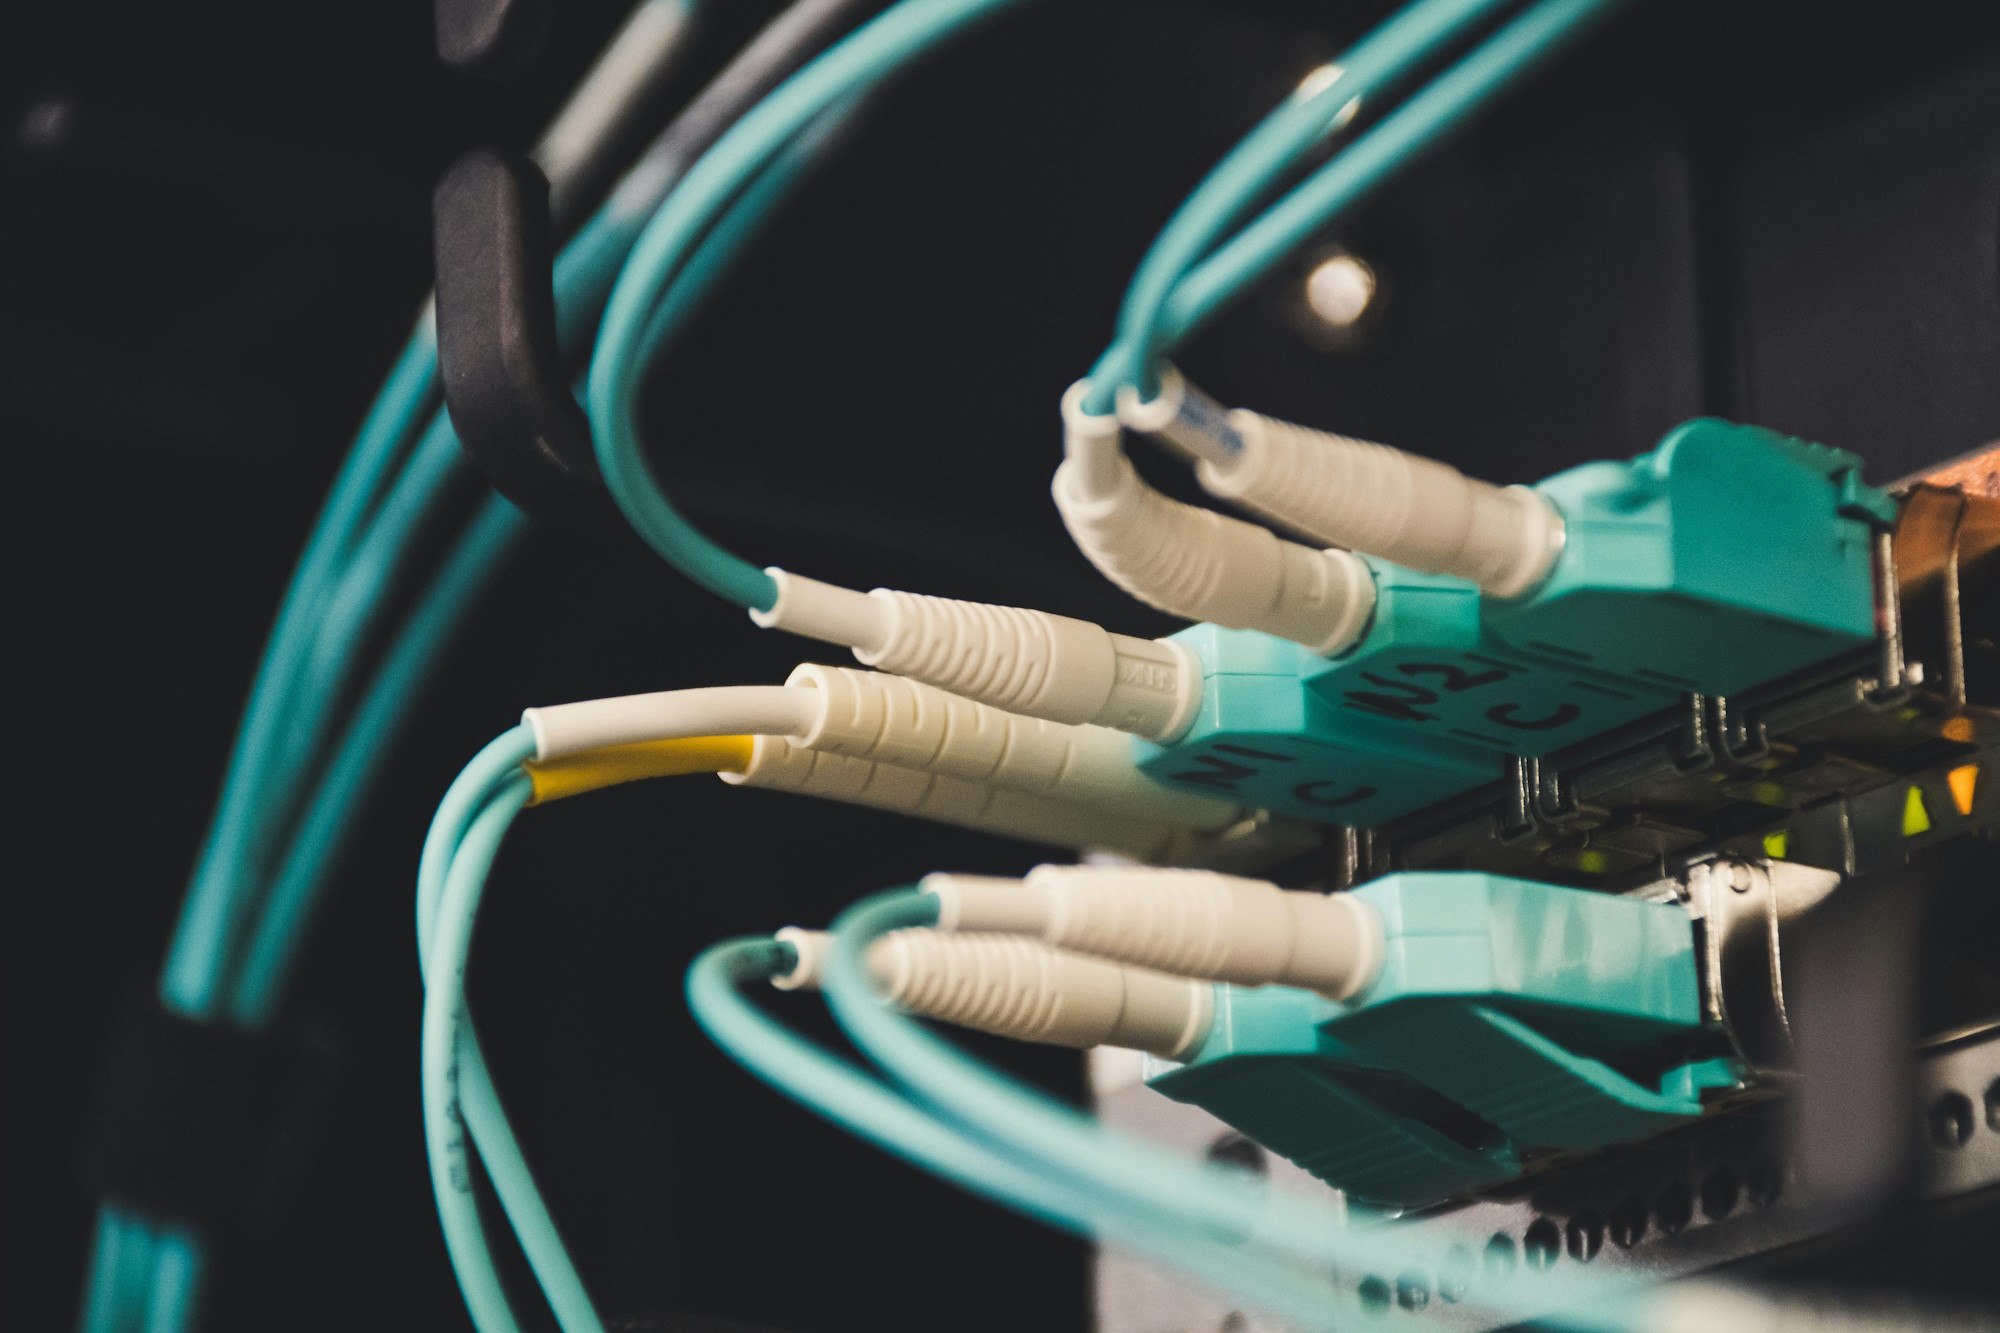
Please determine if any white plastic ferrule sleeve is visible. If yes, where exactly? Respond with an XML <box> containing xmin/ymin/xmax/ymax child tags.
<box><xmin>770</xmin><ymin>926</ymin><xmax>829</xmax><ymax>991</ymax></box>
<box><xmin>858</xmin><ymin>591</ymin><xmax>1203</xmax><ymax>744</ymax></box>
<box><xmin>748</xmin><ymin>569</ymin><xmax>891</xmax><ymax>653</ymax></box>
<box><xmin>523</xmin><ymin>685</ymin><xmax>819</xmax><ymax>760</ymax></box>
<box><xmin>781</xmin><ymin>663</ymin><xmax>1241</xmax><ymax>831</ymax></box>
<box><xmin>1201</xmin><ymin>407</ymin><xmax>1565</xmax><ymax>598</ymax></box>
<box><xmin>923</xmin><ymin>865</ymin><xmax>1385</xmax><ymax>1002</ymax></box>
<box><xmin>1055</xmin><ymin>382</ymin><xmax>1376</xmax><ymax>656</ymax></box>
<box><xmin>1114</xmin><ymin>364</ymin><xmax>1244</xmax><ymax>470</ymax></box>
<box><xmin>1059</xmin><ymin>377</ymin><xmax>1129</xmax><ymax>501</ymax></box>
<box><xmin>750</xmin><ymin>571</ymin><xmax>1201</xmax><ymax>742</ymax></box>
<box><xmin>724</xmin><ymin>735</ymin><xmax>1187</xmax><ymax>862</ymax></box>
<box><xmin>867</xmin><ymin>928</ymin><xmax>1213</xmax><ymax>1060</ymax></box>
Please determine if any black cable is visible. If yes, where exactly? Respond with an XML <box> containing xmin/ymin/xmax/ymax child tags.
<box><xmin>602</xmin><ymin>0</ymin><xmax>882</xmax><ymax>224</ymax></box>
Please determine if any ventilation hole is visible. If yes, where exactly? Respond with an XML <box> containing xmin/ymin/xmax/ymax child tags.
<box><xmin>1523</xmin><ymin>1217</ymin><xmax>1561</xmax><ymax>1270</ymax></box>
<box><xmin>1608</xmin><ymin>1195</ymin><xmax>1648</xmax><ymax>1249</ymax></box>
<box><xmin>1565</xmin><ymin>1212</ymin><xmax>1604</xmax><ymax>1263</ymax></box>
<box><xmin>1700</xmin><ymin>1165</ymin><xmax>1740</xmax><ymax>1221</ymax></box>
<box><xmin>1655</xmin><ymin>1182</ymin><xmax>1693</xmax><ymax>1235</ymax></box>
<box><xmin>1358</xmin><ymin>1276</ymin><xmax>1391</xmax><ymax>1314</ymax></box>
<box><xmin>1745</xmin><ymin>1155</ymin><xmax>1785</xmax><ymax>1208</ymax></box>
<box><xmin>1929</xmin><ymin>1091</ymin><xmax>1975</xmax><ymax>1149</ymax></box>
<box><xmin>1395</xmin><ymin>1273</ymin><xmax>1430</xmax><ymax>1312</ymax></box>
<box><xmin>1986</xmin><ymin>1078</ymin><xmax>2000</xmax><ymax>1133</ymax></box>
<box><xmin>1482</xmin><ymin>1233</ymin><xmax>1517</xmax><ymax>1278</ymax></box>
<box><xmin>1205</xmin><ymin>1132</ymin><xmax>1269</xmax><ymax>1176</ymax></box>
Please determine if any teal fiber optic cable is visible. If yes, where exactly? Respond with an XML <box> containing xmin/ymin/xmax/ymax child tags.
<box><xmin>454</xmin><ymin>1017</ymin><xmax>602</xmax><ymax>1333</ymax></box>
<box><xmin>103</xmin><ymin>5</ymin><xmax>762</xmax><ymax>1325</ymax></box>
<box><xmin>226</xmin><ymin>497</ymin><xmax>531</xmax><ymax>1028</ymax></box>
<box><xmin>141</xmin><ymin>1227</ymin><xmax>203</xmax><ymax>1333</ymax></box>
<box><xmin>420</xmin><ymin>756</ymin><xmax>606</xmax><ymax>1333</ymax></box>
<box><xmin>629</xmin><ymin>101</ymin><xmax>857</xmax><ymax>370</ymax></box>
<box><xmin>1082</xmin><ymin>0</ymin><xmax>1516</xmax><ymax>413</ymax></box>
<box><xmin>588</xmin><ymin>0</ymin><xmax>1024</xmax><ymax>612</ymax></box>
<box><xmin>394</xmin><ymin>136</ymin><xmax>822</xmax><ymax>1321</ymax></box>
<box><xmin>159</xmin><ymin>321</ymin><xmax>441</xmax><ymax>1020</ymax></box>
<box><xmin>210</xmin><ymin>415</ymin><xmax>475</xmax><ymax>981</ymax></box>
<box><xmin>821</xmin><ymin>891</ymin><xmax>1645</xmax><ymax>1331</ymax></box>
<box><xmin>1154</xmin><ymin>0</ymin><xmax>1630</xmax><ymax>361</ymax></box>
<box><xmin>82</xmin><ymin>1212</ymin><xmax>200</xmax><ymax>1333</ymax></box>
<box><xmin>825</xmin><ymin>893</ymin><xmax>1355</xmax><ymax>1261</ymax></box>
<box><xmin>100</xmin><ymin>321</ymin><xmax>441</xmax><ymax>1333</ymax></box>
<box><xmin>302</xmin><ymin>411</ymin><xmax>472</xmax><ymax>692</ymax></box>
<box><xmin>160</xmin><ymin>114</ymin><xmax>653</xmax><ymax>1027</ymax></box>
<box><xmin>692</xmin><ymin>938</ymin><xmax>1372</xmax><ymax>1332</ymax></box>
<box><xmin>180</xmin><ymin>159</ymin><xmax>682</xmax><ymax>1024</ymax></box>
<box><xmin>76</xmin><ymin>1209</ymin><xmax>125</xmax><ymax>1333</ymax></box>
<box><xmin>422</xmin><ymin>782</ymin><xmax>541</xmax><ymax>1333</ymax></box>
<box><xmin>78</xmin><ymin>1207</ymin><xmax>152</xmax><ymax>1333</ymax></box>
<box><xmin>418</xmin><ymin>727</ymin><xmax>539</xmax><ymax>963</ymax></box>
<box><xmin>690</xmin><ymin>938</ymin><xmax>1106</xmax><ymax>1238</ymax></box>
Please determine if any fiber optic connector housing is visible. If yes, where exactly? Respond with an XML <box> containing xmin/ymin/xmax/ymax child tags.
<box><xmin>1145</xmin><ymin>873</ymin><xmax>1721</xmax><ymax>1208</ymax></box>
<box><xmin>1132</xmin><ymin>622</ymin><xmax>1505</xmax><ymax>826</ymax></box>
<box><xmin>1308</xmin><ymin>558</ymin><xmax>1685</xmax><ymax>753</ymax></box>
<box><xmin>1133</xmin><ymin>574</ymin><xmax>1687</xmax><ymax>825</ymax></box>
<box><xmin>1487</xmin><ymin>418</ymin><xmax>1892</xmax><ymax>697</ymax></box>
<box><xmin>1135</xmin><ymin>420</ymin><xmax>1892</xmax><ymax>826</ymax></box>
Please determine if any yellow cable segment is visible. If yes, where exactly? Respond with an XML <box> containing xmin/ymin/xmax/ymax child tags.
<box><xmin>524</xmin><ymin>735</ymin><xmax>755</xmax><ymax>805</ymax></box>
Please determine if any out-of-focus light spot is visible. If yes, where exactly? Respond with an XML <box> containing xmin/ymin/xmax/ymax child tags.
<box><xmin>17</xmin><ymin>99</ymin><xmax>77</xmax><ymax>153</ymax></box>
<box><xmin>1296</xmin><ymin>62</ymin><xmax>1342</xmax><ymax>98</ymax></box>
<box><xmin>1762</xmin><ymin>830</ymin><xmax>1790</xmax><ymax>859</ymax></box>
<box><xmin>1293</xmin><ymin>64</ymin><xmax>1359</xmax><ymax>128</ymax></box>
<box><xmin>1304</xmin><ymin>254</ymin><xmax>1376</xmax><ymax>330</ymax></box>
<box><xmin>1943</xmin><ymin>715</ymin><xmax>1974</xmax><ymax>742</ymax></box>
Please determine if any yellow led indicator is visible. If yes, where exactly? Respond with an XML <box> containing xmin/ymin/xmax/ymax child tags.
<box><xmin>1577</xmin><ymin>850</ymin><xmax>1608</xmax><ymax>873</ymax></box>
<box><xmin>1762</xmin><ymin>830</ymin><xmax>1790</xmax><ymax>859</ymax></box>
<box><xmin>1947</xmin><ymin>764</ymin><xmax>1978</xmax><ymax>817</ymax></box>
<box><xmin>1901</xmin><ymin>786</ymin><xmax>1931</xmax><ymax>837</ymax></box>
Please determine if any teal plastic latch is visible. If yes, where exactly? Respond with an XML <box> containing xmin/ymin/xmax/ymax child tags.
<box><xmin>1147</xmin><ymin>987</ymin><xmax>1520</xmax><ymax>1206</ymax></box>
<box><xmin>1331</xmin><ymin>1004</ymin><xmax>1701</xmax><ymax>1152</ymax></box>
<box><xmin>1147</xmin><ymin>873</ymin><xmax>1706</xmax><ymax>1206</ymax></box>
<box><xmin>1486</xmin><ymin>418</ymin><xmax>1883</xmax><ymax>697</ymax></box>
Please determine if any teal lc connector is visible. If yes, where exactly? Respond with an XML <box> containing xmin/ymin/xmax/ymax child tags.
<box><xmin>1133</xmin><ymin>622</ymin><xmax>1506</xmax><ymax>827</ymax></box>
<box><xmin>1134</xmin><ymin>578</ymin><xmax>1686</xmax><ymax>826</ymax></box>
<box><xmin>1135</xmin><ymin>419</ymin><xmax>1892</xmax><ymax>827</ymax></box>
<box><xmin>1487</xmin><ymin>418</ymin><xmax>1891</xmax><ymax>698</ymax></box>
<box><xmin>1146</xmin><ymin>873</ymin><xmax>1727</xmax><ymax>1208</ymax></box>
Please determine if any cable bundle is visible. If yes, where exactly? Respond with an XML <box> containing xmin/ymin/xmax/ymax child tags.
<box><xmin>107</xmin><ymin>0</ymin><xmax>1937</xmax><ymax>1330</ymax></box>
<box><xmin>79</xmin><ymin>3</ymin><xmax>872</xmax><ymax>1328</ymax></box>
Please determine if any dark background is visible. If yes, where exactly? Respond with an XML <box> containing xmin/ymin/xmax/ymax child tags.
<box><xmin>3</xmin><ymin>1</ymin><xmax>1996</xmax><ymax>1329</ymax></box>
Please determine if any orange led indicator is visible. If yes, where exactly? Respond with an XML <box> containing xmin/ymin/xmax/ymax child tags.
<box><xmin>1947</xmin><ymin>764</ymin><xmax>1978</xmax><ymax>817</ymax></box>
